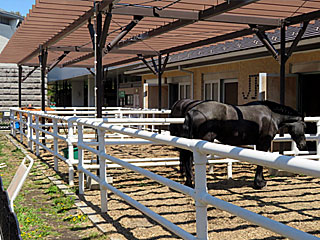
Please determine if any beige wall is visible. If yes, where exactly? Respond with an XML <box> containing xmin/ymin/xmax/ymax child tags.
<box><xmin>141</xmin><ymin>49</ymin><xmax>320</xmax><ymax>109</ymax></box>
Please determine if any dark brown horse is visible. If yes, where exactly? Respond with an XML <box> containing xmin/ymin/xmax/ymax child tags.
<box><xmin>170</xmin><ymin>99</ymin><xmax>307</xmax><ymax>189</ymax></box>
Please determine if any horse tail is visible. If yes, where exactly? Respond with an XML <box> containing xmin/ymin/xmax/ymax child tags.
<box><xmin>182</xmin><ymin>111</ymin><xmax>193</xmax><ymax>139</ymax></box>
<box><xmin>180</xmin><ymin>112</ymin><xmax>194</xmax><ymax>186</ymax></box>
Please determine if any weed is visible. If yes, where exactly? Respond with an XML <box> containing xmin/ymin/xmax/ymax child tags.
<box><xmin>15</xmin><ymin>197</ymin><xmax>53</xmax><ymax>239</ymax></box>
<box><xmin>44</xmin><ymin>184</ymin><xmax>59</xmax><ymax>195</ymax></box>
<box><xmin>53</xmin><ymin>196</ymin><xmax>75</xmax><ymax>212</ymax></box>
<box><xmin>64</xmin><ymin>214</ymin><xmax>88</xmax><ymax>224</ymax></box>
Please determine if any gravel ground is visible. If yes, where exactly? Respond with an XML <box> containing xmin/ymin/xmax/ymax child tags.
<box><xmin>16</xmin><ymin>134</ymin><xmax>320</xmax><ymax>239</ymax></box>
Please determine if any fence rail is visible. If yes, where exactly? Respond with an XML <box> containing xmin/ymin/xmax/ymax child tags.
<box><xmin>9</xmin><ymin>108</ymin><xmax>320</xmax><ymax>240</ymax></box>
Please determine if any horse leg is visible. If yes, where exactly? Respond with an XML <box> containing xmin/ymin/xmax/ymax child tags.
<box><xmin>253</xmin><ymin>165</ymin><xmax>266</xmax><ymax>189</ymax></box>
<box><xmin>253</xmin><ymin>141</ymin><xmax>271</xmax><ymax>189</ymax></box>
<box><xmin>184</xmin><ymin>151</ymin><xmax>194</xmax><ymax>188</ymax></box>
<box><xmin>180</xmin><ymin>149</ymin><xmax>194</xmax><ymax>187</ymax></box>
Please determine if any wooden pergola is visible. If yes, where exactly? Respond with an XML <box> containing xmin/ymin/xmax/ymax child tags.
<box><xmin>0</xmin><ymin>0</ymin><xmax>320</xmax><ymax>114</ymax></box>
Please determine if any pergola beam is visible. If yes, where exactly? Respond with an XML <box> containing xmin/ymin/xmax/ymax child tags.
<box><xmin>62</xmin><ymin>15</ymin><xmax>144</xmax><ymax>67</ymax></box>
<box><xmin>47</xmin><ymin>51</ymin><xmax>70</xmax><ymax>72</ymax></box>
<box><xmin>285</xmin><ymin>10</ymin><xmax>320</xmax><ymax>26</ymax></box>
<box><xmin>19</xmin><ymin>0</ymin><xmax>115</xmax><ymax>64</ymax></box>
<box><xmin>62</xmin><ymin>0</ymin><xmax>258</xmax><ymax>67</ymax></box>
<box><xmin>112</xmin><ymin>5</ymin><xmax>280</xmax><ymax>26</ymax></box>
<box><xmin>48</xmin><ymin>46</ymin><xmax>156</xmax><ymax>55</ymax></box>
<box><xmin>199</xmin><ymin>0</ymin><xmax>258</xmax><ymax>20</ymax></box>
<box><xmin>22</xmin><ymin>66</ymin><xmax>39</xmax><ymax>82</ymax></box>
<box><xmin>250</xmin><ymin>24</ymin><xmax>279</xmax><ymax>61</ymax></box>
<box><xmin>285</xmin><ymin>21</ymin><xmax>309</xmax><ymax>60</ymax></box>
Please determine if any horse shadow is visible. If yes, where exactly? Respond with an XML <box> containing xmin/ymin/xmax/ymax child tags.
<box><xmin>207</xmin><ymin>178</ymin><xmax>252</xmax><ymax>190</ymax></box>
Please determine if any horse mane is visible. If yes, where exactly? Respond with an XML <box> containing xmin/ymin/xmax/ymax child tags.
<box><xmin>244</xmin><ymin>100</ymin><xmax>302</xmax><ymax>117</ymax></box>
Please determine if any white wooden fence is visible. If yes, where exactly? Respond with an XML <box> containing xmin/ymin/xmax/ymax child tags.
<box><xmin>9</xmin><ymin>108</ymin><xmax>320</xmax><ymax>240</ymax></box>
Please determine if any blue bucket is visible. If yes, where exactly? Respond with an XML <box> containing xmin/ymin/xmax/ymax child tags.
<box><xmin>15</xmin><ymin>122</ymin><xmax>20</xmax><ymax>129</ymax></box>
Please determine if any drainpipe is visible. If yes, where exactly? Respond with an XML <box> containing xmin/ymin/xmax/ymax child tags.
<box><xmin>178</xmin><ymin>66</ymin><xmax>194</xmax><ymax>99</ymax></box>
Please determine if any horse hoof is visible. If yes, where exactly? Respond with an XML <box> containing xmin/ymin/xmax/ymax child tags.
<box><xmin>253</xmin><ymin>181</ymin><xmax>267</xmax><ymax>190</ymax></box>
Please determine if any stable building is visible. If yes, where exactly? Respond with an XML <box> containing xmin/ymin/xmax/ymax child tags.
<box><xmin>128</xmin><ymin>21</ymin><xmax>320</xmax><ymax>118</ymax></box>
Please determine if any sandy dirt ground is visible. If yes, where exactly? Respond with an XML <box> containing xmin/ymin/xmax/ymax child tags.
<box><xmin>16</xmin><ymin>133</ymin><xmax>320</xmax><ymax>240</ymax></box>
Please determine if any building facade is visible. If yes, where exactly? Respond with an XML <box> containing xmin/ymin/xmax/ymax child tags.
<box><xmin>0</xmin><ymin>10</ymin><xmax>44</xmax><ymax>111</ymax></box>
<box><xmin>128</xmin><ymin>21</ymin><xmax>320</xmax><ymax>118</ymax></box>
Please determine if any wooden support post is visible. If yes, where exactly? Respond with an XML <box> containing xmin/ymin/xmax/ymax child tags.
<box><xmin>18</xmin><ymin>65</ymin><xmax>22</xmax><ymax>108</ymax></box>
<box><xmin>158</xmin><ymin>55</ymin><xmax>162</xmax><ymax>111</ymax></box>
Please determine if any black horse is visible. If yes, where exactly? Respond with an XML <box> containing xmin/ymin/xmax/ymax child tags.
<box><xmin>170</xmin><ymin>99</ymin><xmax>307</xmax><ymax>189</ymax></box>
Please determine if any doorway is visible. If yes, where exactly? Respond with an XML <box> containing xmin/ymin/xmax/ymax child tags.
<box><xmin>299</xmin><ymin>73</ymin><xmax>320</xmax><ymax>117</ymax></box>
<box><xmin>222</xmin><ymin>79</ymin><xmax>238</xmax><ymax>105</ymax></box>
<box><xmin>298</xmin><ymin>73</ymin><xmax>320</xmax><ymax>151</ymax></box>
<box><xmin>169</xmin><ymin>83</ymin><xmax>179</xmax><ymax>108</ymax></box>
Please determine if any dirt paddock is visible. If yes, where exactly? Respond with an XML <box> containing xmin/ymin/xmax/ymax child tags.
<box><xmin>18</xmin><ymin>135</ymin><xmax>320</xmax><ymax>239</ymax></box>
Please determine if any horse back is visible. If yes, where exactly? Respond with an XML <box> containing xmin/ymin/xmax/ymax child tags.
<box><xmin>184</xmin><ymin>101</ymin><xmax>276</xmax><ymax>145</ymax></box>
<box><xmin>169</xmin><ymin>99</ymin><xmax>203</xmax><ymax>136</ymax></box>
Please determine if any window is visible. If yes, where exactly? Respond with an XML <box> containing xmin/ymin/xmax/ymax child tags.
<box><xmin>125</xmin><ymin>94</ymin><xmax>134</xmax><ymax>105</ymax></box>
<box><xmin>0</xmin><ymin>17</ymin><xmax>10</xmax><ymax>25</ymax></box>
<box><xmin>203</xmin><ymin>80</ymin><xmax>220</xmax><ymax>101</ymax></box>
<box><xmin>179</xmin><ymin>83</ymin><xmax>191</xmax><ymax>99</ymax></box>
<box><xmin>203</xmin><ymin>78</ymin><xmax>238</xmax><ymax>104</ymax></box>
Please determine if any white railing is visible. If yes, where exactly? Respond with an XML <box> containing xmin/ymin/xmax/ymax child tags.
<box><xmin>47</xmin><ymin>106</ymin><xmax>171</xmax><ymax>119</ymax></box>
<box><xmin>9</xmin><ymin>108</ymin><xmax>320</xmax><ymax>240</ymax></box>
<box><xmin>9</xmin><ymin>108</ymin><xmax>185</xmax><ymax>185</ymax></box>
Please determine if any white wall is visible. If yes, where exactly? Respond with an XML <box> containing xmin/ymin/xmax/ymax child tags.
<box><xmin>0</xmin><ymin>24</ymin><xmax>14</xmax><ymax>53</ymax></box>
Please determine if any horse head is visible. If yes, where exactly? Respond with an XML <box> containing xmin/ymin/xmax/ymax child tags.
<box><xmin>286</xmin><ymin>120</ymin><xmax>307</xmax><ymax>151</ymax></box>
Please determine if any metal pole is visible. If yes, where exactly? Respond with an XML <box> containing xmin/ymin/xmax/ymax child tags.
<box><xmin>280</xmin><ymin>22</ymin><xmax>286</xmax><ymax>105</ymax></box>
<box><xmin>95</xmin><ymin>11</ymin><xmax>103</xmax><ymax>118</ymax></box>
<box><xmin>279</xmin><ymin>22</ymin><xmax>286</xmax><ymax>154</ymax></box>
<box><xmin>40</xmin><ymin>46</ymin><xmax>48</xmax><ymax>111</ymax></box>
<box><xmin>39</xmin><ymin>46</ymin><xmax>48</xmax><ymax>145</ymax></box>
<box><xmin>18</xmin><ymin>65</ymin><xmax>22</xmax><ymax>108</ymax></box>
<box><xmin>158</xmin><ymin>55</ymin><xmax>162</xmax><ymax>111</ymax></box>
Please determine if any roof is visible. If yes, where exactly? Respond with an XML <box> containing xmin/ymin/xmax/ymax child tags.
<box><xmin>0</xmin><ymin>0</ymin><xmax>319</xmax><ymax>69</ymax></box>
<box><xmin>126</xmin><ymin>20</ymin><xmax>320</xmax><ymax>74</ymax></box>
<box><xmin>0</xmin><ymin>9</ymin><xmax>24</xmax><ymax>21</ymax></box>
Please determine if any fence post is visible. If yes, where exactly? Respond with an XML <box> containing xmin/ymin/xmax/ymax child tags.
<box><xmin>193</xmin><ymin>150</ymin><xmax>208</xmax><ymax>240</ymax></box>
<box><xmin>19</xmin><ymin>112</ymin><xmax>23</xmax><ymax>143</ymax></box>
<box><xmin>53</xmin><ymin>118</ymin><xmax>58</xmax><ymax>171</ymax></box>
<box><xmin>27</xmin><ymin>112</ymin><xmax>33</xmax><ymax>151</ymax></box>
<box><xmin>98</xmin><ymin>128</ymin><xmax>108</xmax><ymax>212</ymax></box>
<box><xmin>10</xmin><ymin>110</ymin><xmax>15</xmax><ymax>137</ymax></box>
<box><xmin>35</xmin><ymin>116</ymin><xmax>40</xmax><ymax>156</ymax></box>
<box><xmin>227</xmin><ymin>160</ymin><xmax>233</xmax><ymax>179</ymax></box>
<box><xmin>68</xmin><ymin>120</ymin><xmax>74</xmax><ymax>186</ymax></box>
<box><xmin>317</xmin><ymin>120</ymin><xmax>320</xmax><ymax>157</ymax></box>
<box><xmin>78</xmin><ymin>123</ymin><xmax>84</xmax><ymax>195</ymax></box>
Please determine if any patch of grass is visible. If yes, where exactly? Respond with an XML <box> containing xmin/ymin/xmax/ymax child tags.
<box><xmin>53</xmin><ymin>195</ymin><xmax>75</xmax><ymax>213</ymax></box>
<box><xmin>15</xmin><ymin>196</ymin><xmax>53</xmax><ymax>239</ymax></box>
<box><xmin>81</xmin><ymin>232</ymin><xmax>110</xmax><ymax>240</ymax></box>
<box><xmin>1</xmin><ymin>135</ymin><xmax>102</xmax><ymax>239</ymax></box>
<box><xmin>11</xmin><ymin>147</ymin><xmax>22</xmax><ymax>154</ymax></box>
<box><xmin>64</xmin><ymin>213</ymin><xmax>88</xmax><ymax>224</ymax></box>
<box><xmin>44</xmin><ymin>184</ymin><xmax>59</xmax><ymax>195</ymax></box>
<box><xmin>0</xmin><ymin>142</ymin><xmax>5</xmax><ymax>156</ymax></box>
